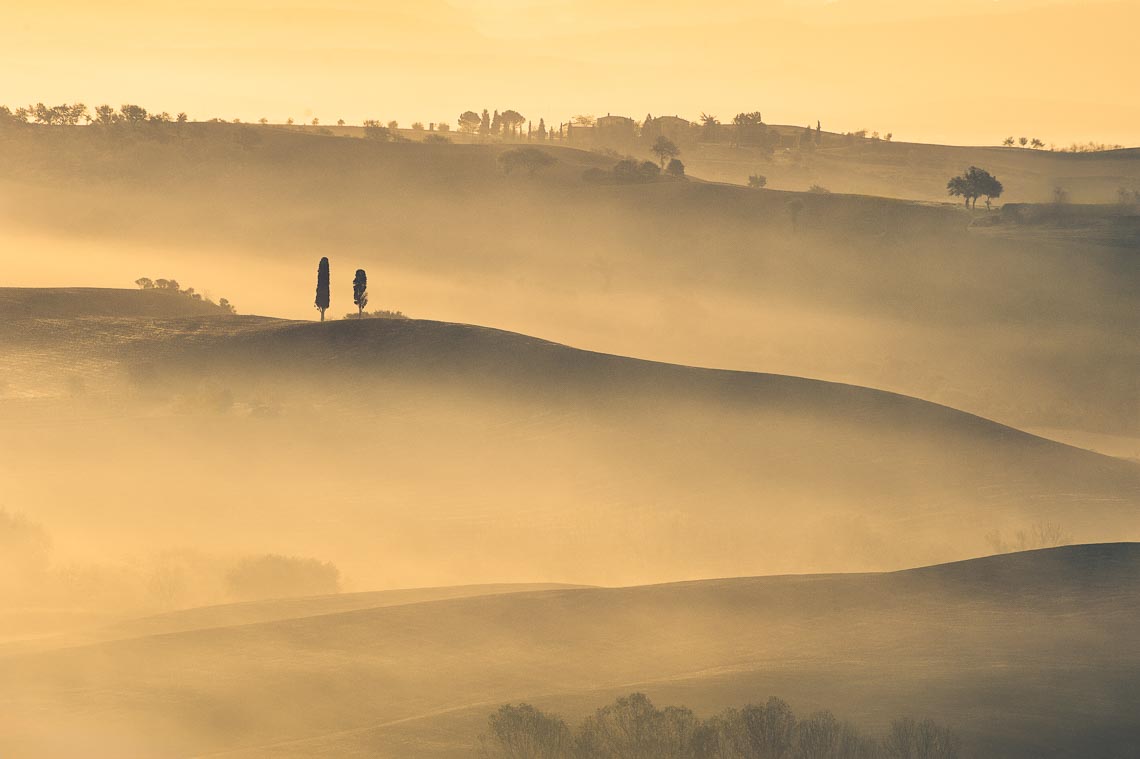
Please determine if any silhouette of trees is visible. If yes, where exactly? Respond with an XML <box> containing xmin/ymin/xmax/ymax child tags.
<box><xmin>499</xmin><ymin>147</ymin><xmax>557</xmax><ymax>176</ymax></box>
<box><xmin>651</xmin><ymin>136</ymin><xmax>680</xmax><ymax>168</ymax></box>
<box><xmin>225</xmin><ymin>554</ymin><xmax>340</xmax><ymax>601</ymax></box>
<box><xmin>458</xmin><ymin>111</ymin><xmax>481</xmax><ymax>134</ymax></box>
<box><xmin>93</xmin><ymin>105</ymin><xmax>118</xmax><ymax>124</ymax></box>
<box><xmin>1002</xmin><ymin>137</ymin><xmax>1015</xmax><ymax>146</ymax></box>
<box><xmin>733</xmin><ymin>111</ymin><xmax>765</xmax><ymax>145</ymax></box>
<box><xmin>315</xmin><ymin>257</ymin><xmax>330</xmax><ymax>321</ymax></box>
<box><xmin>984</xmin><ymin>522</ymin><xmax>1072</xmax><ymax>555</ymax></box>
<box><xmin>946</xmin><ymin>166</ymin><xmax>1002</xmax><ymax>208</ymax></box>
<box><xmin>352</xmin><ymin>269</ymin><xmax>368</xmax><ymax>317</ymax></box>
<box><xmin>363</xmin><ymin>121</ymin><xmax>390</xmax><ymax>141</ymax></box>
<box><xmin>480</xmin><ymin>693</ymin><xmax>960</xmax><ymax>759</ymax></box>
<box><xmin>665</xmin><ymin>158</ymin><xmax>685</xmax><ymax>178</ymax></box>
<box><xmin>1019</xmin><ymin>137</ymin><xmax>1029</xmax><ymax>147</ymax></box>
<box><xmin>481</xmin><ymin>704</ymin><xmax>574</xmax><ymax>759</ymax></box>
<box><xmin>613</xmin><ymin>159</ymin><xmax>661</xmax><ymax>183</ymax></box>
<box><xmin>884</xmin><ymin>717</ymin><xmax>960</xmax><ymax>759</ymax></box>
<box><xmin>699</xmin><ymin>113</ymin><xmax>721</xmax><ymax>141</ymax></box>
<box><xmin>500</xmin><ymin>110</ymin><xmax>526</xmax><ymax>138</ymax></box>
<box><xmin>748</xmin><ymin>174</ymin><xmax>767</xmax><ymax>189</ymax></box>
<box><xmin>120</xmin><ymin>104</ymin><xmax>148</xmax><ymax>123</ymax></box>
<box><xmin>480</xmin><ymin>109</ymin><xmax>492</xmax><ymax>136</ymax></box>
<box><xmin>134</xmin><ymin>276</ymin><xmax>235</xmax><ymax>311</ymax></box>
<box><xmin>24</xmin><ymin>102</ymin><xmax>88</xmax><ymax>125</ymax></box>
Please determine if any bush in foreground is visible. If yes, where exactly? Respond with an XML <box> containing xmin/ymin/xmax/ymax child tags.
<box><xmin>480</xmin><ymin>693</ymin><xmax>961</xmax><ymax>759</ymax></box>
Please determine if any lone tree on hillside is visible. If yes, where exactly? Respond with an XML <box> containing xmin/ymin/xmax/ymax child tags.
<box><xmin>352</xmin><ymin>269</ymin><xmax>368</xmax><ymax>317</ymax></box>
<box><xmin>315</xmin><ymin>257</ymin><xmax>330</xmax><ymax>321</ymax></box>
<box><xmin>947</xmin><ymin>166</ymin><xmax>1002</xmax><ymax>209</ymax></box>
<box><xmin>651</xmin><ymin>136</ymin><xmax>680</xmax><ymax>168</ymax></box>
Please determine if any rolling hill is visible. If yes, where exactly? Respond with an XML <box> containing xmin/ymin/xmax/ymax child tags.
<box><xmin>1</xmin><ymin>123</ymin><xmax>1135</xmax><ymax>444</ymax></box>
<box><xmin>1</xmin><ymin>544</ymin><xmax>1136</xmax><ymax>758</ymax></box>
<box><xmin>2</xmin><ymin>289</ymin><xmax>1137</xmax><ymax>594</ymax></box>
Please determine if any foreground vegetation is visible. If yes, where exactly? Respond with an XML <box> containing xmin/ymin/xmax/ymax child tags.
<box><xmin>480</xmin><ymin>693</ymin><xmax>960</xmax><ymax>759</ymax></box>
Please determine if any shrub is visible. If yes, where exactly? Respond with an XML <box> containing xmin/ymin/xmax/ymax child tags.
<box><xmin>498</xmin><ymin>147</ymin><xmax>557</xmax><ymax>176</ymax></box>
<box><xmin>748</xmin><ymin>174</ymin><xmax>767</xmax><ymax>189</ymax></box>
<box><xmin>345</xmin><ymin>309</ymin><xmax>409</xmax><ymax>320</ymax></box>
<box><xmin>363</xmin><ymin>121</ymin><xmax>390</xmax><ymax>141</ymax></box>
<box><xmin>582</xmin><ymin>167</ymin><xmax>609</xmax><ymax>183</ymax></box>
<box><xmin>225</xmin><ymin>554</ymin><xmax>340</xmax><ymax>600</ymax></box>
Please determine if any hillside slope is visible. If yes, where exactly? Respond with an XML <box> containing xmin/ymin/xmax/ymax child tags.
<box><xmin>2</xmin><ymin>125</ymin><xmax>1135</xmax><ymax>441</ymax></box>
<box><xmin>1</xmin><ymin>545</ymin><xmax>1136</xmax><ymax>758</ymax></box>
<box><xmin>2</xmin><ymin>290</ymin><xmax>1137</xmax><ymax>591</ymax></box>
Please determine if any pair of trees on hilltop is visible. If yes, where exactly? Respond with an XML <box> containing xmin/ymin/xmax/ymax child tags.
<box><xmin>947</xmin><ymin>166</ymin><xmax>1003</xmax><ymax>209</ymax></box>
<box><xmin>314</xmin><ymin>258</ymin><xmax>369</xmax><ymax>321</ymax></box>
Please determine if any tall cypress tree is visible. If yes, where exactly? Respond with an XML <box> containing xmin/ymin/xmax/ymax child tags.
<box><xmin>315</xmin><ymin>257</ymin><xmax>330</xmax><ymax>321</ymax></box>
<box><xmin>352</xmin><ymin>269</ymin><xmax>368</xmax><ymax>317</ymax></box>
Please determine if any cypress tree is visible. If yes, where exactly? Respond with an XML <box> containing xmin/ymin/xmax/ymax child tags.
<box><xmin>352</xmin><ymin>269</ymin><xmax>368</xmax><ymax>317</ymax></box>
<box><xmin>315</xmin><ymin>257</ymin><xmax>330</xmax><ymax>321</ymax></box>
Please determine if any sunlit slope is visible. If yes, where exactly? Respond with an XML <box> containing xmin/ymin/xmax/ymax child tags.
<box><xmin>686</xmin><ymin>137</ymin><xmax>1140</xmax><ymax>203</ymax></box>
<box><xmin>2</xmin><ymin>290</ymin><xmax>1137</xmax><ymax>586</ymax></box>
<box><xmin>1</xmin><ymin>545</ymin><xmax>1136</xmax><ymax>758</ymax></box>
<box><xmin>1</xmin><ymin>126</ymin><xmax>1136</xmax><ymax>440</ymax></box>
<box><xmin>1</xmin><ymin>584</ymin><xmax>585</xmax><ymax>656</ymax></box>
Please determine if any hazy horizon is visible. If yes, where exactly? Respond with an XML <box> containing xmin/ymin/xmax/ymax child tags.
<box><xmin>3</xmin><ymin>4</ymin><xmax>1139</xmax><ymax>755</ymax></box>
<box><xmin>5</xmin><ymin>0</ymin><xmax>1139</xmax><ymax>147</ymax></box>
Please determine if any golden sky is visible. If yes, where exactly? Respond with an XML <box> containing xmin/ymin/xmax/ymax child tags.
<box><xmin>3</xmin><ymin>0</ymin><xmax>1136</xmax><ymax>146</ymax></box>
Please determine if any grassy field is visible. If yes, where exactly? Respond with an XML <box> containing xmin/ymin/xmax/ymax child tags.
<box><xmin>1</xmin><ymin>544</ymin><xmax>1136</xmax><ymax>758</ymax></box>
